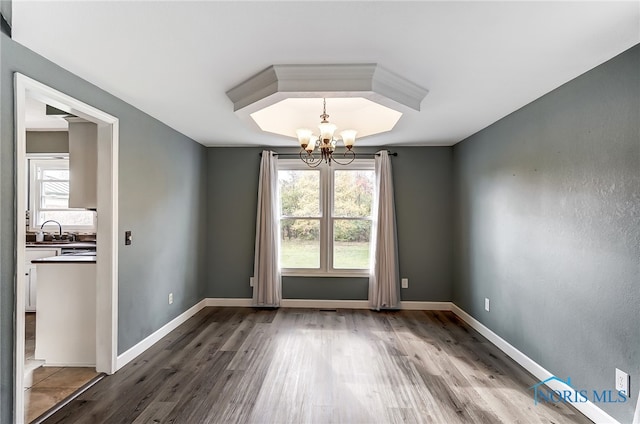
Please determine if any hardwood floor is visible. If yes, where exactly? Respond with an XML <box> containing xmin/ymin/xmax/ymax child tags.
<box><xmin>43</xmin><ymin>307</ymin><xmax>591</xmax><ymax>423</ymax></box>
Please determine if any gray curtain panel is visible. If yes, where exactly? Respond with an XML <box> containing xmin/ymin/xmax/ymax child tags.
<box><xmin>253</xmin><ymin>151</ymin><xmax>281</xmax><ymax>307</ymax></box>
<box><xmin>369</xmin><ymin>150</ymin><xmax>400</xmax><ymax>310</ymax></box>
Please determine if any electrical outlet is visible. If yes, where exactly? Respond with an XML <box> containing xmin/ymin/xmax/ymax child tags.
<box><xmin>249</xmin><ymin>277</ymin><xmax>254</xmax><ymax>287</ymax></box>
<box><xmin>401</xmin><ymin>278</ymin><xmax>409</xmax><ymax>289</ymax></box>
<box><xmin>485</xmin><ymin>298</ymin><xmax>490</xmax><ymax>312</ymax></box>
<box><xmin>168</xmin><ymin>293</ymin><xmax>173</xmax><ymax>305</ymax></box>
<box><xmin>615</xmin><ymin>368</ymin><xmax>630</xmax><ymax>397</ymax></box>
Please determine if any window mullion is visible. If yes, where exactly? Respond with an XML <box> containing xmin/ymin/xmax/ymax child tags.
<box><xmin>327</xmin><ymin>167</ymin><xmax>335</xmax><ymax>272</ymax></box>
<box><xmin>320</xmin><ymin>166</ymin><xmax>329</xmax><ymax>272</ymax></box>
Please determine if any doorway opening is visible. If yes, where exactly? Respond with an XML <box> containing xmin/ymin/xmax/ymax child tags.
<box><xmin>14</xmin><ymin>74</ymin><xmax>119</xmax><ymax>423</ymax></box>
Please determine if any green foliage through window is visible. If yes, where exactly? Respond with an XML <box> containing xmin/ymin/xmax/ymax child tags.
<box><xmin>278</xmin><ymin>163</ymin><xmax>375</xmax><ymax>271</ymax></box>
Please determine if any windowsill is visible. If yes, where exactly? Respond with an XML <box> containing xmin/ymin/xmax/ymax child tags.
<box><xmin>281</xmin><ymin>271</ymin><xmax>370</xmax><ymax>278</ymax></box>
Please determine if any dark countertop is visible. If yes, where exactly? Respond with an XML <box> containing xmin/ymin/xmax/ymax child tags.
<box><xmin>26</xmin><ymin>241</ymin><xmax>97</xmax><ymax>249</ymax></box>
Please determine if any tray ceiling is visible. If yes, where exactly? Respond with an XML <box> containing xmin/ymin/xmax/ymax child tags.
<box><xmin>11</xmin><ymin>1</ymin><xmax>640</xmax><ymax>147</ymax></box>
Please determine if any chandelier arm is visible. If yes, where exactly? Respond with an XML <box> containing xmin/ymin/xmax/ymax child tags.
<box><xmin>299</xmin><ymin>149</ymin><xmax>323</xmax><ymax>168</ymax></box>
<box><xmin>299</xmin><ymin>149</ymin><xmax>311</xmax><ymax>162</ymax></box>
<box><xmin>307</xmin><ymin>159</ymin><xmax>323</xmax><ymax>168</ymax></box>
<box><xmin>330</xmin><ymin>149</ymin><xmax>356</xmax><ymax>166</ymax></box>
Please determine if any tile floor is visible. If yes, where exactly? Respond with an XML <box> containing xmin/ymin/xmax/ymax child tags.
<box><xmin>24</xmin><ymin>313</ymin><xmax>100</xmax><ymax>423</ymax></box>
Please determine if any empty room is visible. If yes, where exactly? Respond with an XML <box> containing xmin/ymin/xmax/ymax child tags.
<box><xmin>0</xmin><ymin>1</ymin><xmax>638</xmax><ymax>424</ymax></box>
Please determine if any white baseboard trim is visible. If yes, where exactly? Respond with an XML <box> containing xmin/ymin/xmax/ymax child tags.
<box><xmin>43</xmin><ymin>362</ymin><xmax>95</xmax><ymax>368</ymax></box>
<box><xmin>281</xmin><ymin>299</ymin><xmax>369</xmax><ymax>309</ymax></box>
<box><xmin>400</xmin><ymin>301</ymin><xmax>453</xmax><ymax>311</ymax></box>
<box><xmin>450</xmin><ymin>304</ymin><xmax>619</xmax><ymax>424</ymax></box>
<box><xmin>203</xmin><ymin>299</ymin><xmax>454</xmax><ymax>311</ymax></box>
<box><xmin>204</xmin><ymin>298</ymin><xmax>370</xmax><ymax>309</ymax></box>
<box><xmin>115</xmin><ymin>299</ymin><xmax>207</xmax><ymax>370</ymax></box>
<box><xmin>281</xmin><ymin>300</ymin><xmax>455</xmax><ymax>310</ymax></box>
<box><xmin>205</xmin><ymin>298</ymin><xmax>253</xmax><ymax>307</ymax></box>
<box><xmin>203</xmin><ymin>299</ymin><xmax>371</xmax><ymax>309</ymax></box>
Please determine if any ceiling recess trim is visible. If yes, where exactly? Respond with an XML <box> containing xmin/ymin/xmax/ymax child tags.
<box><xmin>226</xmin><ymin>64</ymin><xmax>429</xmax><ymax>115</ymax></box>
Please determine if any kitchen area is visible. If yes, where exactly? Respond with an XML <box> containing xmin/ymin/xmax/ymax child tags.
<box><xmin>23</xmin><ymin>99</ymin><xmax>102</xmax><ymax>422</ymax></box>
<box><xmin>26</xmin><ymin>238</ymin><xmax>97</xmax><ymax>366</ymax></box>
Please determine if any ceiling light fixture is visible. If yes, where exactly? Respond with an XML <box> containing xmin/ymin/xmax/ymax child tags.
<box><xmin>296</xmin><ymin>98</ymin><xmax>357</xmax><ymax>167</ymax></box>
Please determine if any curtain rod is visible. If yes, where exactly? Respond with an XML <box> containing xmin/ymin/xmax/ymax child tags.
<box><xmin>260</xmin><ymin>151</ymin><xmax>397</xmax><ymax>157</ymax></box>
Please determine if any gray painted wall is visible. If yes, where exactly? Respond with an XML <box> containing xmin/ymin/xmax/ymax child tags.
<box><xmin>205</xmin><ymin>147</ymin><xmax>260</xmax><ymax>299</ymax></box>
<box><xmin>452</xmin><ymin>44</ymin><xmax>640</xmax><ymax>423</ymax></box>
<box><xmin>26</xmin><ymin>131</ymin><xmax>68</xmax><ymax>153</ymax></box>
<box><xmin>205</xmin><ymin>147</ymin><xmax>453</xmax><ymax>301</ymax></box>
<box><xmin>1</xmin><ymin>33</ymin><xmax>207</xmax><ymax>422</ymax></box>
<box><xmin>0</xmin><ymin>0</ymin><xmax>11</xmax><ymax>29</ymax></box>
<box><xmin>393</xmin><ymin>147</ymin><xmax>453</xmax><ymax>301</ymax></box>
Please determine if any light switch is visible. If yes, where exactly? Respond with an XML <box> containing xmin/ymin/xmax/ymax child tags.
<box><xmin>125</xmin><ymin>231</ymin><xmax>132</xmax><ymax>245</ymax></box>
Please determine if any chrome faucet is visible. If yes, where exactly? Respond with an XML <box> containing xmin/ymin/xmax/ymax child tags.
<box><xmin>41</xmin><ymin>220</ymin><xmax>62</xmax><ymax>239</ymax></box>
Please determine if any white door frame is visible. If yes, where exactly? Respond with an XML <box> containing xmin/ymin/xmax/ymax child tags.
<box><xmin>14</xmin><ymin>73</ymin><xmax>119</xmax><ymax>423</ymax></box>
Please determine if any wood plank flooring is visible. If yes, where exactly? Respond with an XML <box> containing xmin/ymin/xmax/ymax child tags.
<box><xmin>43</xmin><ymin>307</ymin><xmax>592</xmax><ymax>424</ymax></box>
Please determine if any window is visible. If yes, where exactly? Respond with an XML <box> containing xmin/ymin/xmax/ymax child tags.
<box><xmin>278</xmin><ymin>160</ymin><xmax>375</xmax><ymax>275</ymax></box>
<box><xmin>29</xmin><ymin>158</ymin><xmax>96</xmax><ymax>231</ymax></box>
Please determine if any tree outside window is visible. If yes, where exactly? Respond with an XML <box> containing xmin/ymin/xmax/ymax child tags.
<box><xmin>278</xmin><ymin>160</ymin><xmax>374</xmax><ymax>274</ymax></box>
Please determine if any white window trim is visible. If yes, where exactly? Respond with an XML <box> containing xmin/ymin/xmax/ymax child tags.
<box><xmin>28</xmin><ymin>155</ymin><xmax>97</xmax><ymax>232</ymax></box>
<box><xmin>278</xmin><ymin>159</ymin><xmax>374</xmax><ymax>277</ymax></box>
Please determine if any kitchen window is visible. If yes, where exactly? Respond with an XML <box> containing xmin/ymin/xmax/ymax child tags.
<box><xmin>278</xmin><ymin>160</ymin><xmax>375</xmax><ymax>275</ymax></box>
<box><xmin>28</xmin><ymin>157</ymin><xmax>96</xmax><ymax>231</ymax></box>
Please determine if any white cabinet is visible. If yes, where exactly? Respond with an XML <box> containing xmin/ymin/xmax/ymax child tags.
<box><xmin>35</xmin><ymin>262</ymin><xmax>96</xmax><ymax>366</ymax></box>
<box><xmin>66</xmin><ymin>118</ymin><xmax>97</xmax><ymax>209</ymax></box>
<box><xmin>24</xmin><ymin>248</ymin><xmax>60</xmax><ymax>312</ymax></box>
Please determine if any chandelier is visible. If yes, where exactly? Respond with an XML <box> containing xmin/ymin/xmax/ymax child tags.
<box><xmin>296</xmin><ymin>99</ymin><xmax>357</xmax><ymax>167</ymax></box>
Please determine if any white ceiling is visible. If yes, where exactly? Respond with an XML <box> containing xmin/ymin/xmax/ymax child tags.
<box><xmin>12</xmin><ymin>1</ymin><xmax>640</xmax><ymax>147</ymax></box>
<box><xmin>25</xmin><ymin>97</ymin><xmax>68</xmax><ymax>131</ymax></box>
